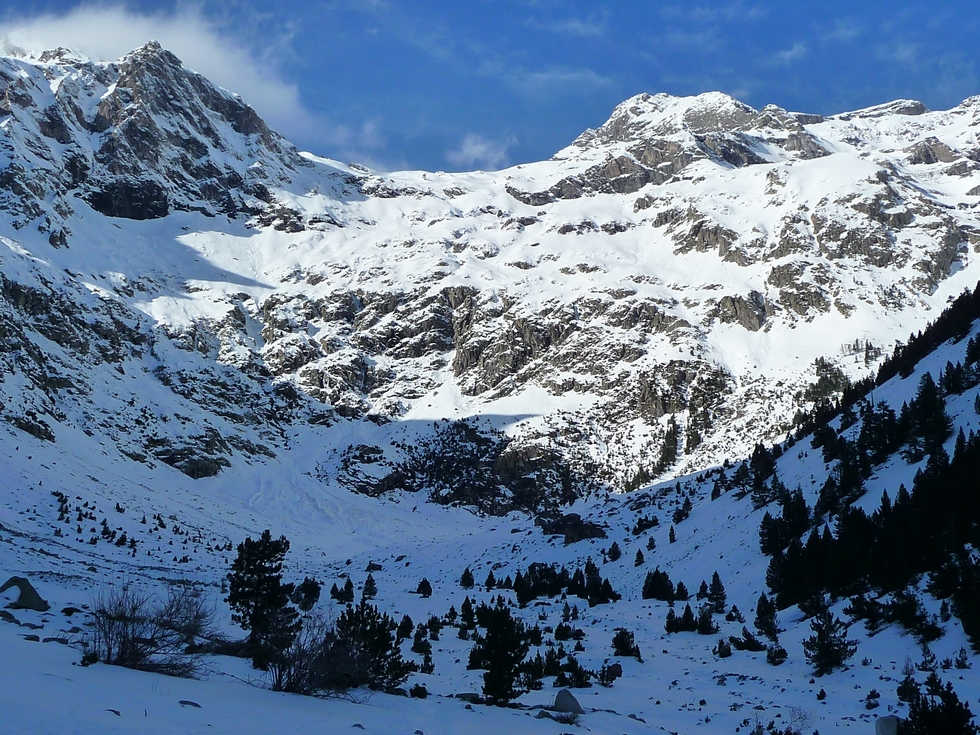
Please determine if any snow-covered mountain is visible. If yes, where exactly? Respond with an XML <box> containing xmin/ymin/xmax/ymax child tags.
<box><xmin>4</xmin><ymin>42</ymin><xmax>980</xmax><ymax>501</ymax></box>
<box><xmin>1</xmin><ymin>42</ymin><xmax>980</xmax><ymax>735</ymax></box>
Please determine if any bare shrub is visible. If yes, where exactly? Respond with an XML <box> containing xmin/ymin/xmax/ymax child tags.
<box><xmin>84</xmin><ymin>582</ymin><xmax>215</xmax><ymax>678</ymax></box>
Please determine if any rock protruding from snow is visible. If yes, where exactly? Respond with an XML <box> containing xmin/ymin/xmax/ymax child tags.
<box><xmin>0</xmin><ymin>576</ymin><xmax>50</xmax><ymax>612</ymax></box>
<box><xmin>552</xmin><ymin>688</ymin><xmax>585</xmax><ymax>714</ymax></box>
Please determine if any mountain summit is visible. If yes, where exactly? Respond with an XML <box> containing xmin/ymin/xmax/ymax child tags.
<box><xmin>1</xmin><ymin>43</ymin><xmax>980</xmax><ymax>498</ymax></box>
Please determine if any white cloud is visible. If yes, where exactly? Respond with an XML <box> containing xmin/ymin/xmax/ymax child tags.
<box><xmin>821</xmin><ymin>19</ymin><xmax>861</xmax><ymax>43</ymax></box>
<box><xmin>0</xmin><ymin>4</ymin><xmax>314</xmax><ymax>144</ymax></box>
<box><xmin>446</xmin><ymin>134</ymin><xmax>516</xmax><ymax>171</ymax></box>
<box><xmin>773</xmin><ymin>42</ymin><xmax>808</xmax><ymax>64</ymax></box>
<box><xmin>528</xmin><ymin>16</ymin><xmax>607</xmax><ymax>38</ymax></box>
<box><xmin>878</xmin><ymin>42</ymin><xmax>920</xmax><ymax>65</ymax></box>
<box><xmin>509</xmin><ymin>66</ymin><xmax>616</xmax><ymax>100</ymax></box>
<box><xmin>660</xmin><ymin>2</ymin><xmax>767</xmax><ymax>24</ymax></box>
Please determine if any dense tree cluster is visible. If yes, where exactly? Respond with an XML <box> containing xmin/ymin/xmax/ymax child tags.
<box><xmin>643</xmin><ymin>568</ymin><xmax>725</xmax><ymax>611</ymax></box>
<box><xmin>466</xmin><ymin>600</ymin><xmax>536</xmax><ymax>703</ymax></box>
<box><xmin>793</xmin><ymin>282</ymin><xmax>980</xmax><ymax>438</ymax></box>
<box><xmin>226</xmin><ymin>531</ymin><xmax>424</xmax><ymax>694</ymax></box>
<box><xmin>767</xmin><ymin>423</ymin><xmax>980</xmax><ymax>610</ymax></box>
<box><xmin>877</xmin><ymin>283</ymin><xmax>980</xmax><ymax>386</ymax></box>
<box><xmin>897</xmin><ymin>672</ymin><xmax>980</xmax><ymax>734</ymax></box>
<box><xmin>512</xmin><ymin>559</ymin><xmax>620</xmax><ymax>607</ymax></box>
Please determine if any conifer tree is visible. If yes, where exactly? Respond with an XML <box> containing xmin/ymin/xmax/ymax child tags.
<box><xmin>680</xmin><ymin>603</ymin><xmax>696</xmax><ymax>631</ymax></box>
<box><xmin>397</xmin><ymin>614</ymin><xmax>414</xmax><ymax>641</ymax></box>
<box><xmin>469</xmin><ymin>601</ymin><xmax>530</xmax><ymax>705</ymax></box>
<box><xmin>362</xmin><ymin>573</ymin><xmax>378</xmax><ymax>600</ymax></box>
<box><xmin>696</xmin><ymin>604</ymin><xmax>719</xmax><ymax>635</ymax></box>
<box><xmin>485</xmin><ymin>570</ymin><xmax>496</xmax><ymax>589</ymax></box>
<box><xmin>909</xmin><ymin>373</ymin><xmax>953</xmax><ymax>457</ymax></box>
<box><xmin>291</xmin><ymin>577</ymin><xmax>321</xmax><ymax>612</ymax></box>
<box><xmin>634</xmin><ymin>549</ymin><xmax>645</xmax><ymax>566</ymax></box>
<box><xmin>226</xmin><ymin>530</ymin><xmax>300</xmax><ymax>670</ymax></box>
<box><xmin>607</xmin><ymin>541</ymin><xmax>622</xmax><ymax>562</ymax></box>
<box><xmin>755</xmin><ymin>593</ymin><xmax>779</xmax><ymax>640</ymax></box>
<box><xmin>341</xmin><ymin>577</ymin><xmax>355</xmax><ymax>603</ymax></box>
<box><xmin>708</xmin><ymin>571</ymin><xmax>727</xmax><ymax>614</ymax></box>
<box><xmin>460</xmin><ymin>567</ymin><xmax>475</xmax><ymax>589</ymax></box>
<box><xmin>333</xmin><ymin>600</ymin><xmax>414</xmax><ymax>690</ymax></box>
<box><xmin>460</xmin><ymin>596</ymin><xmax>475</xmax><ymax>628</ymax></box>
<box><xmin>611</xmin><ymin>628</ymin><xmax>642</xmax><ymax>661</ymax></box>
<box><xmin>416</xmin><ymin>578</ymin><xmax>432</xmax><ymax>598</ymax></box>
<box><xmin>802</xmin><ymin>607</ymin><xmax>858</xmax><ymax>675</ymax></box>
<box><xmin>899</xmin><ymin>673</ymin><xmax>979</xmax><ymax>734</ymax></box>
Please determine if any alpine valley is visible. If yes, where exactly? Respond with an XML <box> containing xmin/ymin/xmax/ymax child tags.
<box><xmin>1</xmin><ymin>42</ymin><xmax>980</xmax><ymax>734</ymax></box>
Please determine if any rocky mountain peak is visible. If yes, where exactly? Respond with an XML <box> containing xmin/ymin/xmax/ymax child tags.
<box><xmin>0</xmin><ymin>42</ymin><xmax>306</xmax><ymax>239</ymax></box>
<box><xmin>833</xmin><ymin>98</ymin><xmax>928</xmax><ymax>120</ymax></box>
<box><xmin>534</xmin><ymin>91</ymin><xmax>829</xmax><ymax>201</ymax></box>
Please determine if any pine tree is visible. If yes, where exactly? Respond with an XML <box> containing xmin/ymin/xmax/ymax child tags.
<box><xmin>460</xmin><ymin>596</ymin><xmax>475</xmax><ymax>628</ymax></box>
<box><xmin>469</xmin><ymin>601</ymin><xmax>530</xmax><ymax>705</ymax></box>
<box><xmin>291</xmin><ymin>577</ymin><xmax>321</xmax><ymax>612</ymax></box>
<box><xmin>416</xmin><ymin>578</ymin><xmax>432</xmax><ymax>598</ymax></box>
<box><xmin>755</xmin><ymin>593</ymin><xmax>779</xmax><ymax>640</ymax></box>
<box><xmin>396</xmin><ymin>614</ymin><xmax>414</xmax><ymax>641</ymax></box>
<box><xmin>802</xmin><ymin>608</ymin><xmax>858</xmax><ymax>675</ymax></box>
<box><xmin>634</xmin><ymin>549</ymin><xmax>645</xmax><ymax>566</ymax></box>
<box><xmin>611</xmin><ymin>628</ymin><xmax>642</xmax><ymax>660</ymax></box>
<box><xmin>675</xmin><ymin>581</ymin><xmax>690</xmax><ymax>601</ymax></box>
<box><xmin>607</xmin><ymin>541</ymin><xmax>622</xmax><ymax>562</ymax></box>
<box><xmin>362</xmin><ymin>573</ymin><xmax>378</xmax><ymax>600</ymax></box>
<box><xmin>708</xmin><ymin>571</ymin><xmax>727</xmax><ymax>614</ymax></box>
<box><xmin>333</xmin><ymin>600</ymin><xmax>414</xmax><ymax>690</ymax></box>
<box><xmin>696</xmin><ymin>604</ymin><xmax>718</xmax><ymax>635</ymax></box>
<box><xmin>341</xmin><ymin>577</ymin><xmax>355</xmax><ymax>603</ymax></box>
<box><xmin>911</xmin><ymin>372</ymin><xmax>953</xmax><ymax>456</ymax></box>
<box><xmin>460</xmin><ymin>567</ymin><xmax>475</xmax><ymax>589</ymax></box>
<box><xmin>697</xmin><ymin>580</ymin><xmax>709</xmax><ymax>600</ymax></box>
<box><xmin>669</xmin><ymin>525</ymin><xmax>676</xmax><ymax>544</ymax></box>
<box><xmin>411</xmin><ymin>625</ymin><xmax>432</xmax><ymax>654</ymax></box>
<box><xmin>226</xmin><ymin>530</ymin><xmax>300</xmax><ymax>669</ymax></box>
<box><xmin>680</xmin><ymin>603</ymin><xmax>696</xmax><ymax>631</ymax></box>
<box><xmin>485</xmin><ymin>570</ymin><xmax>497</xmax><ymax>589</ymax></box>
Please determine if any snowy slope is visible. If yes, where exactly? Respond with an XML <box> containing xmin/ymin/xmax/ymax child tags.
<box><xmin>2</xmin><ymin>310</ymin><xmax>980</xmax><ymax>734</ymax></box>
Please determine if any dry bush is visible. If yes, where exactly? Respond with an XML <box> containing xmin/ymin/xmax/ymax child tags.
<box><xmin>84</xmin><ymin>582</ymin><xmax>215</xmax><ymax>678</ymax></box>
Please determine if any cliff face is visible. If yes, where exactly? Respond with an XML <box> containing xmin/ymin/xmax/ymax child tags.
<box><xmin>3</xmin><ymin>44</ymin><xmax>980</xmax><ymax>509</ymax></box>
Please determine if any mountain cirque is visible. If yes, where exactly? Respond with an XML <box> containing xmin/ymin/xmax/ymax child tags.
<box><xmin>2</xmin><ymin>42</ymin><xmax>980</xmax><ymax>506</ymax></box>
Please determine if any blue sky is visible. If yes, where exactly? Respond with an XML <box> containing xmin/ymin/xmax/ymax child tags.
<box><xmin>2</xmin><ymin>1</ymin><xmax>978</xmax><ymax>171</ymax></box>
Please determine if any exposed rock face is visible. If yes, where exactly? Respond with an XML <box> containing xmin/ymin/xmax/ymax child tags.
<box><xmin>712</xmin><ymin>292</ymin><xmax>768</xmax><ymax>332</ymax></box>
